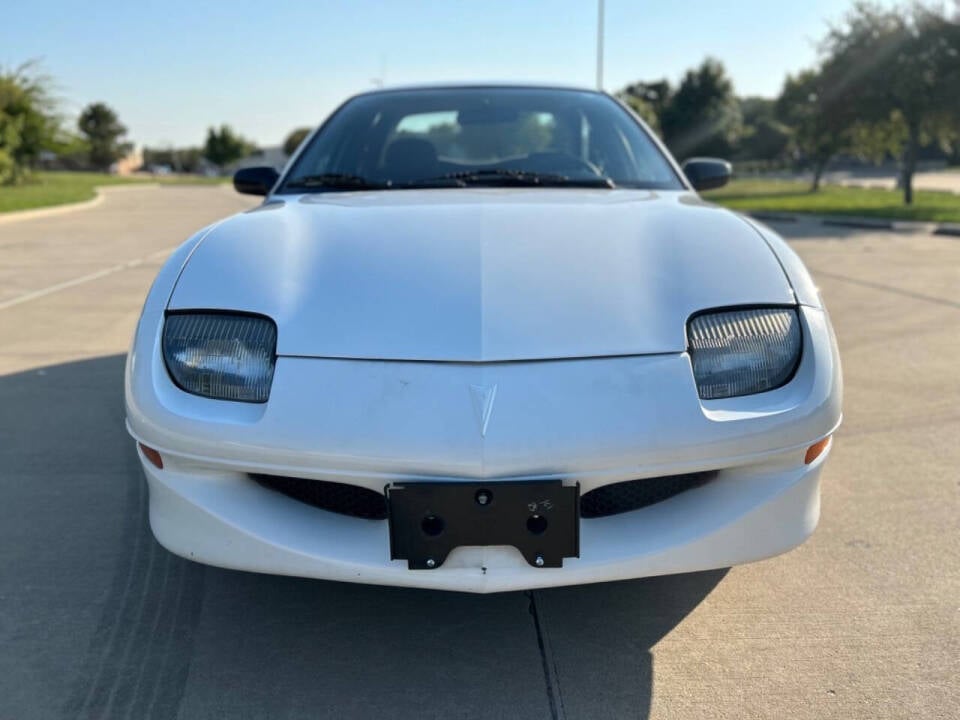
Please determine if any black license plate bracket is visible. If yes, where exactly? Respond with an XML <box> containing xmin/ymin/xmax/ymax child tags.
<box><xmin>387</xmin><ymin>480</ymin><xmax>579</xmax><ymax>570</ymax></box>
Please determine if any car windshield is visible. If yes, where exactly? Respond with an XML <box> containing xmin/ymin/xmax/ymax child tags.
<box><xmin>278</xmin><ymin>87</ymin><xmax>684</xmax><ymax>192</ymax></box>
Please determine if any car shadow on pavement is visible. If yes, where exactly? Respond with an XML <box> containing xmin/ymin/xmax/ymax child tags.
<box><xmin>532</xmin><ymin>569</ymin><xmax>727</xmax><ymax>718</ymax></box>
<box><xmin>0</xmin><ymin>354</ymin><xmax>725</xmax><ymax>720</ymax></box>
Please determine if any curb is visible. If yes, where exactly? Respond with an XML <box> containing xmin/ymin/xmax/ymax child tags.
<box><xmin>0</xmin><ymin>190</ymin><xmax>105</xmax><ymax>225</ymax></box>
<box><xmin>0</xmin><ymin>183</ymin><xmax>161</xmax><ymax>226</ymax></box>
<box><xmin>745</xmin><ymin>212</ymin><xmax>797</xmax><ymax>223</ymax></box>
<box><xmin>821</xmin><ymin>217</ymin><xmax>894</xmax><ymax>230</ymax></box>
<box><xmin>933</xmin><ymin>224</ymin><xmax>960</xmax><ymax>237</ymax></box>
<box><xmin>747</xmin><ymin>211</ymin><xmax>948</xmax><ymax>234</ymax></box>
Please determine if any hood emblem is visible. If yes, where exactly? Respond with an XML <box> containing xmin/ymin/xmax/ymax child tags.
<box><xmin>469</xmin><ymin>384</ymin><xmax>498</xmax><ymax>437</ymax></box>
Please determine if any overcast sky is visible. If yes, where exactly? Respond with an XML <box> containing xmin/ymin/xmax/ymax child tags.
<box><xmin>2</xmin><ymin>0</ymin><xmax>863</xmax><ymax>148</ymax></box>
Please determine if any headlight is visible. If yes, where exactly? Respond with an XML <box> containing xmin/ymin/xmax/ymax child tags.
<box><xmin>687</xmin><ymin>307</ymin><xmax>801</xmax><ymax>399</ymax></box>
<box><xmin>162</xmin><ymin>313</ymin><xmax>277</xmax><ymax>402</ymax></box>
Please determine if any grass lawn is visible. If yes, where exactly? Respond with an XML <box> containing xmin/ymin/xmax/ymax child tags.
<box><xmin>0</xmin><ymin>171</ymin><xmax>228</xmax><ymax>214</ymax></box>
<box><xmin>704</xmin><ymin>178</ymin><xmax>960</xmax><ymax>223</ymax></box>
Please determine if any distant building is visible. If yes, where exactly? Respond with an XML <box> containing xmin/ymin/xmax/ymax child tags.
<box><xmin>111</xmin><ymin>146</ymin><xmax>144</xmax><ymax>175</ymax></box>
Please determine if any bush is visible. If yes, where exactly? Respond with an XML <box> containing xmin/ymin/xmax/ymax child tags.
<box><xmin>0</xmin><ymin>62</ymin><xmax>60</xmax><ymax>184</ymax></box>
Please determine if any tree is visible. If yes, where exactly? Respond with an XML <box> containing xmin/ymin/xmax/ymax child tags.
<box><xmin>78</xmin><ymin>102</ymin><xmax>129</xmax><ymax>171</ymax></box>
<box><xmin>203</xmin><ymin>125</ymin><xmax>254</xmax><ymax>168</ymax></box>
<box><xmin>775</xmin><ymin>69</ymin><xmax>853</xmax><ymax>191</ymax></box>
<box><xmin>660</xmin><ymin>58</ymin><xmax>743</xmax><ymax>159</ymax></box>
<box><xmin>616</xmin><ymin>80</ymin><xmax>672</xmax><ymax>134</ymax></box>
<box><xmin>819</xmin><ymin>3</ymin><xmax>960</xmax><ymax>203</ymax></box>
<box><xmin>0</xmin><ymin>61</ymin><xmax>60</xmax><ymax>184</ymax></box>
<box><xmin>143</xmin><ymin>146</ymin><xmax>204</xmax><ymax>173</ymax></box>
<box><xmin>283</xmin><ymin>127</ymin><xmax>311</xmax><ymax>156</ymax></box>
<box><xmin>737</xmin><ymin>96</ymin><xmax>791</xmax><ymax>161</ymax></box>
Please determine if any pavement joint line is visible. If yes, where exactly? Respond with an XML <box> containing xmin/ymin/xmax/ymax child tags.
<box><xmin>810</xmin><ymin>267</ymin><xmax>960</xmax><ymax>310</ymax></box>
<box><xmin>0</xmin><ymin>247</ymin><xmax>174</xmax><ymax>311</ymax></box>
<box><xmin>527</xmin><ymin>591</ymin><xmax>565</xmax><ymax>720</ymax></box>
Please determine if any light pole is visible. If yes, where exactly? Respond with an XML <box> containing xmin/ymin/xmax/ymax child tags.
<box><xmin>596</xmin><ymin>0</ymin><xmax>605</xmax><ymax>90</ymax></box>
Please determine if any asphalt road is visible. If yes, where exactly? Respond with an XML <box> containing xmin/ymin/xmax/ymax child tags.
<box><xmin>0</xmin><ymin>186</ymin><xmax>957</xmax><ymax>720</ymax></box>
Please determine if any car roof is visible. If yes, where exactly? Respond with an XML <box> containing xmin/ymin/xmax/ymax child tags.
<box><xmin>350</xmin><ymin>81</ymin><xmax>604</xmax><ymax>98</ymax></box>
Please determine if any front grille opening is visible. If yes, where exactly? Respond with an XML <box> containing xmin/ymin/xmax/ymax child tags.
<box><xmin>252</xmin><ymin>474</ymin><xmax>387</xmax><ymax>520</ymax></box>
<box><xmin>580</xmin><ymin>471</ymin><xmax>717</xmax><ymax>518</ymax></box>
<box><xmin>253</xmin><ymin>470</ymin><xmax>716</xmax><ymax>522</ymax></box>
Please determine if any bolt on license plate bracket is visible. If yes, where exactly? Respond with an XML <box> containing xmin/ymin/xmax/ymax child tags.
<box><xmin>387</xmin><ymin>480</ymin><xmax>580</xmax><ymax>570</ymax></box>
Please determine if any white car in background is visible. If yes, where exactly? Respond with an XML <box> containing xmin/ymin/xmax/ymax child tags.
<box><xmin>126</xmin><ymin>84</ymin><xmax>842</xmax><ymax>593</ymax></box>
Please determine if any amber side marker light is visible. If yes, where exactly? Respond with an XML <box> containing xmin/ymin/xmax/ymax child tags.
<box><xmin>805</xmin><ymin>436</ymin><xmax>831</xmax><ymax>465</ymax></box>
<box><xmin>139</xmin><ymin>443</ymin><xmax>164</xmax><ymax>469</ymax></box>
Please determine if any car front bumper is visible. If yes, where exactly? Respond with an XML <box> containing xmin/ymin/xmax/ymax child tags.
<box><xmin>126</xmin><ymin>305</ymin><xmax>841</xmax><ymax>592</ymax></box>
<box><xmin>139</xmin><ymin>444</ymin><xmax>826</xmax><ymax>593</ymax></box>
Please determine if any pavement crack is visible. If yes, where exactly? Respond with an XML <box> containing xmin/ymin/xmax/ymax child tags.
<box><xmin>527</xmin><ymin>590</ymin><xmax>565</xmax><ymax>720</ymax></box>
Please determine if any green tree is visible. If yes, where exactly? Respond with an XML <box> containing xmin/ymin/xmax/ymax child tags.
<box><xmin>283</xmin><ymin>127</ymin><xmax>312</xmax><ymax>156</ymax></box>
<box><xmin>203</xmin><ymin>125</ymin><xmax>254</xmax><ymax>168</ymax></box>
<box><xmin>775</xmin><ymin>69</ymin><xmax>853</xmax><ymax>191</ymax></box>
<box><xmin>0</xmin><ymin>61</ymin><xmax>60</xmax><ymax>184</ymax></box>
<box><xmin>737</xmin><ymin>96</ymin><xmax>791</xmax><ymax>161</ymax></box>
<box><xmin>660</xmin><ymin>58</ymin><xmax>743</xmax><ymax>159</ymax></box>
<box><xmin>44</xmin><ymin>131</ymin><xmax>91</xmax><ymax>170</ymax></box>
<box><xmin>819</xmin><ymin>3</ymin><xmax>960</xmax><ymax>203</ymax></box>
<box><xmin>143</xmin><ymin>146</ymin><xmax>205</xmax><ymax>173</ymax></box>
<box><xmin>77</xmin><ymin>102</ymin><xmax>130</xmax><ymax>171</ymax></box>
<box><xmin>616</xmin><ymin>80</ymin><xmax>672</xmax><ymax>134</ymax></box>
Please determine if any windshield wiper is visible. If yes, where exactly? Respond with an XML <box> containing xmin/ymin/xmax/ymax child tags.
<box><xmin>284</xmin><ymin>170</ymin><xmax>615</xmax><ymax>192</ymax></box>
<box><xmin>391</xmin><ymin>177</ymin><xmax>468</xmax><ymax>189</ymax></box>
<box><xmin>431</xmin><ymin>169</ymin><xmax>615</xmax><ymax>188</ymax></box>
<box><xmin>283</xmin><ymin>173</ymin><xmax>387</xmax><ymax>191</ymax></box>
<box><xmin>284</xmin><ymin>173</ymin><xmax>468</xmax><ymax>191</ymax></box>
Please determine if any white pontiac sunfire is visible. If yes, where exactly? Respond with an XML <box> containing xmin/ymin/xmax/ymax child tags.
<box><xmin>126</xmin><ymin>84</ymin><xmax>842</xmax><ymax>593</ymax></box>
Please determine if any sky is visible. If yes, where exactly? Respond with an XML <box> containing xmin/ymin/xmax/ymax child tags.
<box><xmin>2</xmin><ymin>0</ymin><xmax>861</xmax><ymax>148</ymax></box>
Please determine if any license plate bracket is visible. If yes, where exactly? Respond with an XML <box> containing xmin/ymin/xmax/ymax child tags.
<box><xmin>387</xmin><ymin>480</ymin><xmax>580</xmax><ymax>570</ymax></box>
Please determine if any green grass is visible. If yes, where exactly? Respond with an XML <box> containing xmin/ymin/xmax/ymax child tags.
<box><xmin>0</xmin><ymin>171</ymin><xmax>228</xmax><ymax>214</ymax></box>
<box><xmin>704</xmin><ymin>178</ymin><xmax>960</xmax><ymax>223</ymax></box>
<box><xmin>6</xmin><ymin>172</ymin><xmax>960</xmax><ymax>223</ymax></box>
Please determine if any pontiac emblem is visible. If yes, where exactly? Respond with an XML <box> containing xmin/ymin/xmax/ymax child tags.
<box><xmin>469</xmin><ymin>384</ymin><xmax>498</xmax><ymax>437</ymax></box>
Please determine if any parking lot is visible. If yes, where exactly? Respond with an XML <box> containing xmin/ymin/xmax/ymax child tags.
<box><xmin>1</xmin><ymin>185</ymin><xmax>957</xmax><ymax>719</ymax></box>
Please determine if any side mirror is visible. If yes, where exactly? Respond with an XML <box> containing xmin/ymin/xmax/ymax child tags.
<box><xmin>681</xmin><ymin>158</ymin><xmax>732</xmax><ymax>192</ymax></box>
<box><xmin>233</xmin><ymin>166</ymin><xmax>280</xmax><ymax>196</ymax></box>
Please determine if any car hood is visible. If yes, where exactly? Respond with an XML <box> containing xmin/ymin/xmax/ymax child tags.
<box><xmin>168</xmin><ymin>189</ymin><xmax>795</xmax><ymax>361</ymax></box>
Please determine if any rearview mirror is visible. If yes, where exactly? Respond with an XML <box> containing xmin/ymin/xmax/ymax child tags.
<box><xmin>681</xmin><ymin>158</ymin><xmax>732</xmax><ymax>192</ymax></box>
<box><xmin>234</xmin><ymin>166</ymin><xmax>280</xmax><ymax>196</ymax></box>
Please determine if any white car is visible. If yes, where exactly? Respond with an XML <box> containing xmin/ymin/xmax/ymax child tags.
<box><xmin>126</xmin><ymin>84</ymin><xmax>842</xmax><ymax>593</ymax></box>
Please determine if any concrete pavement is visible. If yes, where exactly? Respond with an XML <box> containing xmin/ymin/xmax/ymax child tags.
<box><xmin>0</xmin><ymin>186</ymin><xmax>957</xmax><ymax>719</ymax></box>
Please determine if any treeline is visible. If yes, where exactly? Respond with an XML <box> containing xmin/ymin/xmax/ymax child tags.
<box><xmin>143</xmin><ymin>126</ymin><xmax>259</xmax><ymax>174</ymax></box>
<box><xmin>0</xmin><ymin>63</ymin><xmax>135</xmax><ymax>182</ymax></box>
<box><xmin>0</xmin><ymin>62</ymin><xmax>260</xmax><ymax>182</ymax></box>
<box><xmin>619</xmin><ymin>2</ymin><xmax>960</xmax><ymax>203</ymax></box>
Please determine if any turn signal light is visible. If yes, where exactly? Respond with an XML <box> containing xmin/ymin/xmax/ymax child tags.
<box><xmin>139</xmin><ymin>443</ymin><xmax>164</xmax><ymax>469</ymax></box>
<box><xmin>804</xmin><ymin>436</ymin><xmax>831</xmax><ymax>465</ymax></box>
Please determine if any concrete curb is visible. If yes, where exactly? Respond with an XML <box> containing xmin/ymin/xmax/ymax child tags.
<box><xmin>821</xmin><ymin>217</ymin><xmax>895</xmax><ymax>230</ymax></box>
<box><xmin>933</xmin><ymin>224</ymin><xmax>960</xmax><ymax>237</ymax></box>
<box><xmin>746</xmin><ymin>211</ymin><xmax>948</xmax><ymax>234</ymax></box>
<box><xmin>0</xmin><ymin>190</ymin><xmax>105</xmax><ymax>226</ymax></box>
<box><xmin>746</xmin><ymin>212</ymin><xmax>798</xmax><ymax>223</ymax></box>
<box><xmin>0</xmin><ymin>183</ymin><xmax>161</xmax><ymax>226</ymax></box>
